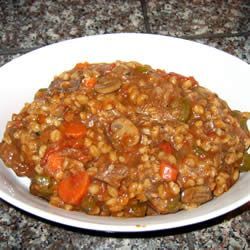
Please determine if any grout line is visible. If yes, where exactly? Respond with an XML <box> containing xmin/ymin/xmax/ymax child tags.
<box><xmin>0</xmin><ymin>30</ymin><xmax>249</xmax><ymax>56</ymax></box>
<box><xmin>140</xmin><ymin>0</ymin><xmax>152</xmax><ymax>33</ymax></box>
<box><xmin>179</xmin><ymin>30</ymin><xmax>250</xmax><ymax>40</ymax></box>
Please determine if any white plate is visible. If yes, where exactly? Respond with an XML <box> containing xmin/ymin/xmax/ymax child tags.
<box><xmin>0</xmin><ymin>33</ymin><xmax>249</xmax><ymax>232</ymax></box>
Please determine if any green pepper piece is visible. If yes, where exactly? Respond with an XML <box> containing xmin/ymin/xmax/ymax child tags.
<box><xmin>193</xmin><ymin>146</ymin><xmax>206</xmax><ymax>158</ymax></box>
<box><xmin>35</xmin><ymin>131</ymin><xmax>41</xmax><ymax>136</ymax></box>
<box><xmin>37</xmin><ymin>88</ymin><xmax>47</xmax><ymax>93</ymax></box>
<box><xmin>136</xmin><ymin>65</ymin><xmax>150</xmax><ymax>73</ymax></box>
<box><xmin>167</xmin><ymin>196</ymin><xmax>181</xmax><ymax>213</ymax></box>
<box><xmin>30</xmin><ymin>175</ymin><xmax>53</xmax><ymax>198</ymax></box>
<box><xmin>129</xmin><ymin>202</ymin><xmax>147</xmax><ymax>217</ymax></box>
<box><xmin>171</xmin><ymin>98</ymin><xmax>191</xmax><ymax>122</ymax></box>
<box><xmin>240</xmin><ymin>153</ymin><xmax>250</xmax><ymax>172</ymax></box>
<box><xmin>35</xmin><ymin>88</ymin><xmax>47</xmax><ymax>99</ymax></box>
<box><xmin>35</xmin><ymin>88</ymin><xmax>48</xmax><ymax>99</ymax></box>
<box><xmin>179</xmin><ymin>98</ymin><xmax>191</xmax><ymax>122</ymax></box>
<box><xmin>81</xmin><ymin>196</ymin><xmax>97</xmax><ymax>213</ymax></box>
<box><xmin>232</xmin><ymin>110</ymin><xmax>249</xmax><ymax>132</ymax></box>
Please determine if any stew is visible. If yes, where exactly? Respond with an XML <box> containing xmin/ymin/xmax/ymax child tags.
<box><xmin>0</xmin><ymin>61</ymin><xmax>249</xmax><ymax>217</ymax></box>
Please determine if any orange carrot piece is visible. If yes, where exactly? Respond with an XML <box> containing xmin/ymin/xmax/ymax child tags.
<box><xmin>9</xmin><ymin>120</ymin><xmax>23</xmax><ymax>129</ymax></box>
<box><xmin>37</xmin><ymin>114</ymin><xmax>46</xmax><ymax>124</ymax></box>
<box><xmin>45</xmin><ymin>152</ymin><xmax>64</xmax><ymax>176</ymax></box>
<box><xmin>41</xmin><ymin>139</ymin><xmax>83</xmax><ymax>166</ymax></box>
<box><xmin>74</xmin><ymin>62</ymin><xmax>88</xmax><ymax>70</ymax></box>
<box><xmin>159</xmin><ymin>141</ymin><xmax>174</xmax><ymax>154</ymax></box>
<box><xmin>85</xmin><ymin>77</ymin><xmax>96</xmax><ymax>88</ymax></box>
<box><xmin>62</xmin><ymin>121</ymin><xmax>86</xmax><ymax>139</ymax></box>
<box><xmin>58</xmin><ymin>171</ymin><xmax>90</xmax><ymax>205</ymax></box>
<box><xmin>160</xmin><ymin>162</ymin><xmax>178</xmax><ymax>181</ymax></box>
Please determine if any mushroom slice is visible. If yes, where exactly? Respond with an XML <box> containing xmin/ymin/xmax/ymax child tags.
<box><xmin>111</xmin><ymin>117</ymin><xmax>140</xmax><ymax>147</ymax></box>
<box><xmin>49</xmin><ymin>78</ymin><xmax>80</xmax><ymax>93</ymax></box>
<box><xmin>95</xmin><ymin>77</ymin><xmax>122</xmax><ymax>94</ymax></box>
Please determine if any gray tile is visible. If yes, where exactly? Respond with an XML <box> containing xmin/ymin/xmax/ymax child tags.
<box><xmin>0</xmin><ymin>0</ymin><xmax>145</xmax><ymax>49</ymax></box>
<box><xmin>195</xmin><ymin>35</ymin><xmax>250</xmax><ymax>63</ymax></box>
<box><xmin>147</xmin><ymin>0</ymin><xmax>250</xmax><ymax>36</ymax></box>
<box><xmin>190</xmin><ymin>204</ymin><xmax>250</xmax><ymax>249</ymax></box>
<box><xmin>0</xmin><ymin>47</ymin><xmax>249</xmax><ymax>247</ymax></box>
<box><xmin>1</xmin><ymin>197</ymin><xmax>249</xmax><ymax>249</ymax></box>
<box><xmin>0</xmin><ymin>54</ymin><xmax>21</xmax><ymax>66</ymax></box>
<box><xmin>1</xmin><ymin>36</ymin><xmax>248</xmax><ymax>70</ymax></box>
<box><xmin>0</xmin><ymin>1</ymin><xmax>249</xmax><ymax>245</ymax></box>
<box><xmin>0</xmin><ymin>199</ymin><xmax>189</xmax><ymax>249</ymax></box>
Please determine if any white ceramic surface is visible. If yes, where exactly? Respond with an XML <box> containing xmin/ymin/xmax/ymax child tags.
<box><xmin>0</xmin><ymin>33</ymin><xmax>249</xmax><ymax>232</ymax></box>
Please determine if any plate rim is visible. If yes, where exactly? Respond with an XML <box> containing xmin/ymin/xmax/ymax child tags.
<box><xmin>0</xmin><ymin>32</ymin><xmax>249</xmax><ymax>232</ymax></box>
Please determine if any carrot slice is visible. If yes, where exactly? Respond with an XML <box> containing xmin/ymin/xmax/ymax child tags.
<box><xmin>85</xmin><ymin>77</ymin><xmax>96</xmax><ymax>88</ymax></box>
<box><xmin>37</xmin><ymin>114</ymin><xmax>46</xmax><ymax>124</ymax></box>
<box><xmin>58</xmin><ymin>171</ymin><xmax>90</xmax><ymax>205</ymax></box>
<box><xmin>45</xmin><ymin>152</ymin><xmax>64</xmax><ymax>176</ymax></box>
<box><xmin>160</xmin><ymin>162</ymin><xmax>178</xmax><ymax>181</ymax></box>
<box><xmin>41</xmin><ymin>139</ymin><xmax>84</xmax><ymax>166</ymax></box>
<box><xmin>62</xmin><ymin>121</ymin><xmax>86</xmax><ymax>139</ymax></box>
<box><xmin>159</xmin><ymin>141</ymin><xmax>174</xmax><ymax>154</ymax></box>
<box><xmin>74</xmin><ymin>62</ymin><xmax>88</xmax><ymax>70</ymax></box>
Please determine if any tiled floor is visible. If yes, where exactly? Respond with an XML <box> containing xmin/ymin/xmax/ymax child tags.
<box><xmin>0</xmin><ymin>0</ymin><xmax>249</xmax><ymax>249</ymax></box>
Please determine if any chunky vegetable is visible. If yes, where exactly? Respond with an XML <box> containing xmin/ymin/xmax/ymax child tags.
<box><xmin>166</xmin><ymin>196</ymin><xmax>181</xmax><ymax>213</ymax></box>
<box><xmin>35</xmin><ymin>88</ymin><xmax>48</xmax><ymax>99</ymax></box>
<box><xmin>85</xmin><ymin>77</ymin><xmax>97</xmax><ymax>89</ymax></box>
<box><xmin>95</xmin><ymin>77</ymin><xmax>122</xmax><ymax>94</ymax></box>
<box><xmin>240</xmin><ymin>153</ymin><xmax>250</xmax><ymax>172</ymax></box>
<box><xmin>232</xmin><ymin>110</ymin><xmax>249</xmax><ymax>131</ymax></box>
<box><xmin>125</xmin><ymin>201</ymin><xmax>147</xmax><ymax>217</ymax></box>
<box><xmin>171</xmin><ymin>98</ymin><xmax>191</xmax><ymax>122</ymax></box>
<box><xmin>81</xmin><ymin>196</ymin><xmax>98</xmax><ymax>214</ymax></box>
<box><xmin>58</xmin><ymin>171</ymin><xmax>90</xmax><ymax>205</ymax></box>
<box><xmin>30</xmin><ymin>175</ymin><xmax>53</xmax><ymax>198</ymax></box>
<box><xmin>136</xmin><ymin>65</ymin><xmax>150</xmax><ymax>73</ymax></box>
<box><xmin>74</xmin><ymin>62</ymin><xmax>88</xmax><ymax>70</ymax></box>
<box><xmin>193</xmin><ymin>146</ymin><xmax>206</xmax><ymax>158</ymax></box>
<box><xmin>110</xmin><ymin>117</ymin><xmax>140</xmax><ymax>148</ymax></box>
<box><xmin>179</xmin><ymin>98</ymin><xmax>191</xmax><ymax>122</ymax></box>
<box><xmin>61</xmin><ymin>121</ymin><xmax>87</xmax><ymax>139</ymax></box>
<box><xmin>41</xmin><ymin>139</ymin><xmax>87</xmax><ymax>166</ymax></box>
<box><xmin>160</xmin><ymin>162</ymin><xmax>178</xmax><ymax>181</ymax></box>
<box><xmin>159</xmin><ymin>141</ymin><xmax>174</xmax><ymax>154</ymax></box>
<box><xmin>45</xmin><ymin>152</ymin><xmax>64</xmax><ymax>177</ymax></box>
